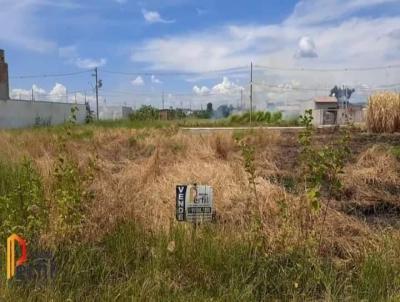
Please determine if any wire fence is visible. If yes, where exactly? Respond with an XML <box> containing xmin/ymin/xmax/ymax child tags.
<box><xmin>10</xmin><ymin>89</ymin><xmax>90</xmax><ymax>104</ymax></box>
<box><xmin>8</xmin><ymin>62</ymin><xmax>400</xmax><ymax>116</ymax></box>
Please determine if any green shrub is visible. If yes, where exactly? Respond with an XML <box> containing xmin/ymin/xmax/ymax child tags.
<box><xmin>0</xmin><ymin>158</ymin><xmax>47</xmax><ymax>243</ymax></box>
<box><xmin>129</xmin><ymin>105</ymin><xmax>159</xmax><ymax>121</ymax></box>
<box><xmin>52</xmin><ymin>155</ymin><xmax>88</xmax><ymax>241</ymax></box>
<box><xmin>229</xmin><ymin>111</ymin><xmax>282</xmax><ymax>124</ymax></box>
<box><xmin>52</xmin><ymin>106</ymin><xmax>96</xmax><ymax>242</ymax></box>
<box><xmin>263</xmin><ymin>111</ymin><xmax>271</xmax><ymax>123</ymax></box>
<box><xmin>391</xmin><ymin>146</ymin><xmax>400</xmax><ymax>160</ymax></box>
<box><xmin>271</xmin><ymin>111</ymin><xmax>283</xmax><ymax>123</ymax></box>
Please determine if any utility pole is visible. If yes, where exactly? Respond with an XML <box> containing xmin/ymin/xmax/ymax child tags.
<box><xmin>240</xmin><ymin>88</ymin><xmax>243</xmax><ymax>110</ymax></box>
<box><xmin>162</xmin><ymin>90</ymin><xmax>165</xmax><ymax>110</ymax></box>
<box><xmin>94</xmin><ymin>67</ymin><xmax>99</xmax><ymax>120</ymax></box>
<box><xmin>250</xmin><ymin>62</ymin><xmax>253</xmax><ymax>125</ymax></box>
<box><xmin>31</xmin><ymin>88</ymin><xmax>34</xmax><ymax>102</ymax></box>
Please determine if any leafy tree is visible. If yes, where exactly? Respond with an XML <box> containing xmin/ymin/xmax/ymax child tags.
<box><xmin>85</xmin><ymin>102</ymin><xmax>94</xmax><ymax>123</ymax></box>
<box><xmin>271</xmin><ymin>111</ymin><xmax>283</xmax><ymax>123</ymax></box>
<box><xmin>130</xmin><ymin>105</ymin><xmax>159</xmax><ymax>121</ymax></box>
<box><xmin>206</xmin><ymin>102</ymin><xmax>213</xmax><ymax>113</ymax></box>
<box><xmin>194</xmin><ymin>110</ymin><xmax>211</xmax><ymax>119</ymax></box>
<box><xmin>215</xmin><ymin>104</ymin><xmax>233</xmax><ymax>118</ymax></box>
<box><xmin>175</xmin><ymin>109</ymin><xmax>187</xmax><ymax>119</ymax></box>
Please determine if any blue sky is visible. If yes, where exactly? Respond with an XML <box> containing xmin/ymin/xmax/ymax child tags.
<box><xmin>1</xmin><ymin>0</ymin><xmax>400</xmax><ymax>110</ymax></box>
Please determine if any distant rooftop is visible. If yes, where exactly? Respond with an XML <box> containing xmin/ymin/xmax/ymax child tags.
<box><xmin>314</xmin><ymin>96</ymin><xmax>337</xmax><ymax>103</ymax></box>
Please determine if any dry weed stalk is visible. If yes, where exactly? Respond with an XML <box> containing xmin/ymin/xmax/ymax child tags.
<box><xmin>343</xmin><ymin>144</ymin><xmax>400</xmax><ymax>206</ymax></box>
<box><xmin>367</xmin><ymin>92</ymin><xmax>400</xmax><ymax>133</ymax></box>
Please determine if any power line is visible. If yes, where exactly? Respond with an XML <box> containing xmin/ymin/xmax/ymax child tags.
<box><xmin>8</xmin><ymin>62</ymin><xmax>400</xmax><ymax>80</ymax></box>
<box><xmin>250</xmin><ymin>62</ymin><xmax>253</xmax><ymax>125</ymax></box>
<box><xmin>376</xmin><ymin>82</ymin><xmax>400</xmax><ymax>88</ymax></box>
<box><xmin>10</xmin><ymin>70</ymin><xmax>91</xmax><ymax>79</ymax></box>
<box><xmin>101</xmin><ymin>88</ymin><xmax>242</xmax><ymax>97</ymax></box>
<box><xmin>254</xmin><ymin>64</ymin><xmax>400</xmax><ymax>72</ymax></box>
<box><xmin>252</xmin><ymin>82</ymin><xmax>400</xmax><ymax>91</ymax></box>
<box><xmin>100</xmin><ymin>66</ymin><xmax>248</xmax><ymax>77</ymax></box>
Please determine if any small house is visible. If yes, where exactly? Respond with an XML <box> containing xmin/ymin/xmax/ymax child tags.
<box><xmin>313</xmin><ymin>96</ymin><xmax>338</xmax><ymax>110</ymax></box>
<box><xmin>312</xmin><ymin>96</ymin><xmax>338</xmax><ymax>125</ymax></box>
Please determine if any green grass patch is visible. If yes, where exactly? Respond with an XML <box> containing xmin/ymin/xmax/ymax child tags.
<box><xmin>0</xmin><ymin>158</ymin><xmax>47</xmax><ymax>242</ymax></box>
<box><xmin>391</xmin><ymin>145</ymin><xmax>400</xmax><ymax>160</ymax></box>
<box><xmin>2</xmin><ymin>222</ymin><xmax>400</xmax><ymax>301</ymax></box>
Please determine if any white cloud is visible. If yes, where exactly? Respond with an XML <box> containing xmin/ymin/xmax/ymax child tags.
<box><xmin>131</xmin><ymin>76</ymin><xmax>145</xmax><ymax>86</ymax></box>
<box><xmin>286</xmin><ymin>0</ymin><xmax>399</xmax><ymax>26</ymax></box>
<box><xmin>75</xmin><ymin>58</ymin><xmax>107</xmax><ymax>69</ymax></box>
<box><xmin>169</xmin><ymin>77</ymin><xmax>245</xmax><ymax>110</ymax></box>
<box><xmin>10</xmin><ymin>82</ymin><xmax>99</xmax><ymax>107</ymax></box>
<box><xmin>211</xmin><ymin>77</ymin><xmax>244</xmax><ymax>95</ymax></box>
<box><xmin>193</xmin><ymin>77</ymin><xmax>243</xmax><ymax>100</ymax></box>
<box><xmin>0</xmin><ymin>0</ymin><xmax>57</xmax><ymax>52</ymax></box>
<box><xmin>132</xmin><ymin>1</ymin><xmax>400</xmax><ymax>73</ymax></box>
<box><xmin>11</xmin><ymin>83</ymin><xmax>67</xmax><ymax>101</ymax></box>
<box><xmin>10</xmin><ymin>88</ymin><xmax>31</xmax><ymax>100</ymax></box>
<box><xmin>295</xmin><ymin>36</ymin><xmax>318</xmax><ymax>58</ymax></box>
<box><xmin>59</xmin><ymin>46</ymin><xmax>107</xmax><ymax>69</ymax></box>
<box><xmin>60</xmin><ymin>0</ymin><xmax>398</xmax><ymax>112</ymax></box>
<box><xmin>59</xmin><ymin>45</ymin><xmax>78</xmax><ymax>58</ymax></box>
<box><xmin>49</xmin><ymin>83</ymin><xmax>67</xmax><ymax>97</ymax></box>
<box><xmin>32</xmin><ymin>84</ymin><xmax>46</xmax><ymax>95</ymax></box>
<box><xmin>131</xmin><ymin>0</ymin><xmax>400</xmax><ymax>111</ymax></box>
<box><xmin>142</xmin><ymin>9</ymin><xmax>175</xmax><ymax>24</ymax></box>
<box><xmin>10</xmin><ymin>84</ymin><xmax>48</xmax><ymax>100</ymax></box>
<box><xmin>151</xmin><ymin>75</ymin><xmax>162</xmax><ymax>84</ymax></box>
<box><xmin>193</xmin><ymin>85</ymin><xmax>210</xmax><ymax>95</ymax></box>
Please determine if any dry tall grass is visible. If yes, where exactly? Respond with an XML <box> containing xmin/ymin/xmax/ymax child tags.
<box><xmin>343</xmin><ymin>144</ymin><xmax>400</xmax><ymax>206</ymax></box>
<box><xmin>367</xmin><ymin>92</ymin><xmax>400</xmax><ymax>133</ymax></box>
<box><xmin>0</xmin><ymin>127</ymin><xmax>397</xmax><ymax>258</ymax></box>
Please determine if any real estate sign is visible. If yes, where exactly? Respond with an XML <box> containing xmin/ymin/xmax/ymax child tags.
<box><xmin>176</xmin><ymin>185</ymin><xmax>214</xmax><ymax>223</ymax></box>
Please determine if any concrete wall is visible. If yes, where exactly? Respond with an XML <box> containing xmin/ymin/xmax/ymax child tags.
<box><xmin>337</xmin><ymin>108</ymin><xmax>365</xmax><ymax>125</ymax></box>
<box><xmin>99</xmin><ymin>105</ymin><xmax>133</xmax><ymax>120</ymax></box>
<box><xmin>312</xmin><ymin>108</ymin><xmax>365</xmax><ymax>126</ymax></box>
<box><xmin>314</xmin><ymin>103</ymin><xmax>337</xmax><ymax>110</ymax></box>
<box><xmin>0</xmin><ymin>99</ymin><xmax>86</xmax><ymax>129</ymax></box>
<box><xmin>312</xmin><ymin>109</ymin><xmax>323</xmax><ymax>126</ymax></box>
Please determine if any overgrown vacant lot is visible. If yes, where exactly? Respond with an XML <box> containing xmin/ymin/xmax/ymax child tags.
<box><xmin>1</xmin><ymin>123</ymin><xmax>400</xmax><ymax>301</ymax></box>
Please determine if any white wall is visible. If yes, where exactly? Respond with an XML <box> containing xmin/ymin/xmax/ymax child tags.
<box><xmin>312</xmin><ymin>109</ymin><xmax>323</xmax><ymax>126</ymax></box>
<box><xmin>0</xmin><ymin>99</ymin><xmax>86</xmax><ymax>129</ymax></box>
<box><xmin>99</xmin><ymin>106</ymin><xmax>133</xmax><ymax>120</ymax></box>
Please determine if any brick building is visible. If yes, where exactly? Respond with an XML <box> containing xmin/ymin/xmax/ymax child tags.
<box><xmin>0</xmin><ymin>49</ymin><xmax>9</xmax><ymax>100</ymax></box>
